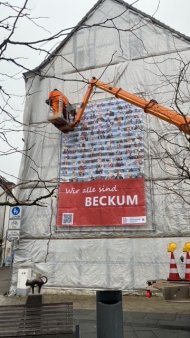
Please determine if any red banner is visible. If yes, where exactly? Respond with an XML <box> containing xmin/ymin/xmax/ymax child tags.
<box><xmin>57</xmin><ymin>178</ymin><xmax>146</xmax><ymax>227</ymax></box>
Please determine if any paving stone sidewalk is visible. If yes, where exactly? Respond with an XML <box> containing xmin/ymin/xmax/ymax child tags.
<box><xmin>0</xmin><ymin>267</ymin><xmax>190</xmax><ymax>337</ymax></box>
<box><xmin>74</xmin><ymin>308</ymin><xmax>190</xmax><ymax>338</ymax></box>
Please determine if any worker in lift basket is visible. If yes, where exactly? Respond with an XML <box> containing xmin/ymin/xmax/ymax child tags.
<box><xmin>45</xmin><ymin>89</ymin><xmax>75</xmax><ymax>121</ymax></box>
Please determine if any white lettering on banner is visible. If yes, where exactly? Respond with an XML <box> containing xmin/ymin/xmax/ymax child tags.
<box><xmin>82</xmin><ymin>187</ymin><xmax>96</xmax><ymax>193</ymax></box>
<box><xmin>99</xmin><ymin>185</ymin><xmax>117</xmax><ymax>192</ymax></box>
<box><xmin>99</xmin><ymin>196</ymin><xmax>107</xmax><ymax>206</ymax></box>
<box><xmin>85</xmin><ymin>195</ymin><xmax>138</xmax><ymax>207</ymax></box>
<box><xmin>65</xmin><ymin>187</ymin><xmax>80</xmax><ymax>194</ymax></box>
<box><xmin>64</xmin><ymin>185</ymin><xmax>118</xmax><ymax>195</ymax></box>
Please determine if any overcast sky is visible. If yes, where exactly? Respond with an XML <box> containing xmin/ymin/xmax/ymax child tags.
<box><xmin>1</xmin><ymin>0</ymin><xmax>190</xmax><ymax>181</ymax></box>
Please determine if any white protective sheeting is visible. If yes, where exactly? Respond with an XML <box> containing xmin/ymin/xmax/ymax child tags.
<box><xmin>13</xmin><ymin>0</ymin><xmax>190</xmax><ymax>292</ymax></box>
<box><xmin>10</xmin><ymin>237</ymin><xmax>186</xmax><ymax>294</ymax></box>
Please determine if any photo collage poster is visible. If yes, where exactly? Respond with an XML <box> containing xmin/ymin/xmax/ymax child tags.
<box><xmin>57</xmin><ymin>98</ymin><xmax>146</xmax><ymax>227</ymax></box>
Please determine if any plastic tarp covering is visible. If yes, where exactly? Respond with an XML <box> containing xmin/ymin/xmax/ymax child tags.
<box><xmin>10</xmin><ymin>237</ymin><xmax>187</xmax><ymax>293</ymax></box>
<box><xmin>12</xmin><ymin>0</ymin><xmax>190</xmax><ymax>293</ymax></box>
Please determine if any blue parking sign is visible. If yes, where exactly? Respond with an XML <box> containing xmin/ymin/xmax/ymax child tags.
<box><xmin>10</xmin><ymin>206</ymin><xmax>22</xmax><ymax>218</ymax></box>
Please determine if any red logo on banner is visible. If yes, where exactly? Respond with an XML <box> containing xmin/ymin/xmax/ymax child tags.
<box><xmin>57</xmin><ymin>178</ymin><xmax>146</xmax><ymax>227</ymax></box>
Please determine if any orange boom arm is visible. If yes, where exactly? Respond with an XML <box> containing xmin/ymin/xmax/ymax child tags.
<box><xmin>49</xmin><ymin>77</ymin><xmax>190</xmax><ymax>135</ymax></box>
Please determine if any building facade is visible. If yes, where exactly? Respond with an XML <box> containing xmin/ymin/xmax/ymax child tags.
<box><xmin>11</xmin><ymin>0</ymin><xmax>190</xmax><ymax>293</ymax></box>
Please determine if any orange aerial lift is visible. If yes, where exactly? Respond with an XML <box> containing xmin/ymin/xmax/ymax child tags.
<box><xmin>48</xmin><ymin>77</ymin><xmax>190</xmax><ymax>135</ymax></box>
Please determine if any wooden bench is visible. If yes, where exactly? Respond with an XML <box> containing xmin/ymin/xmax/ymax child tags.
<box><xmin>0</xmin><ymin>295</ymin><xmax>79</xmax><ymax>337</ymax></box>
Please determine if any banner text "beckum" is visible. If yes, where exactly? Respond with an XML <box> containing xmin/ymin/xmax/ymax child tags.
<box><xmin>85</xmin><ymin>195</ymin><xmax>138</xmax><ymax>207</ymax></box>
